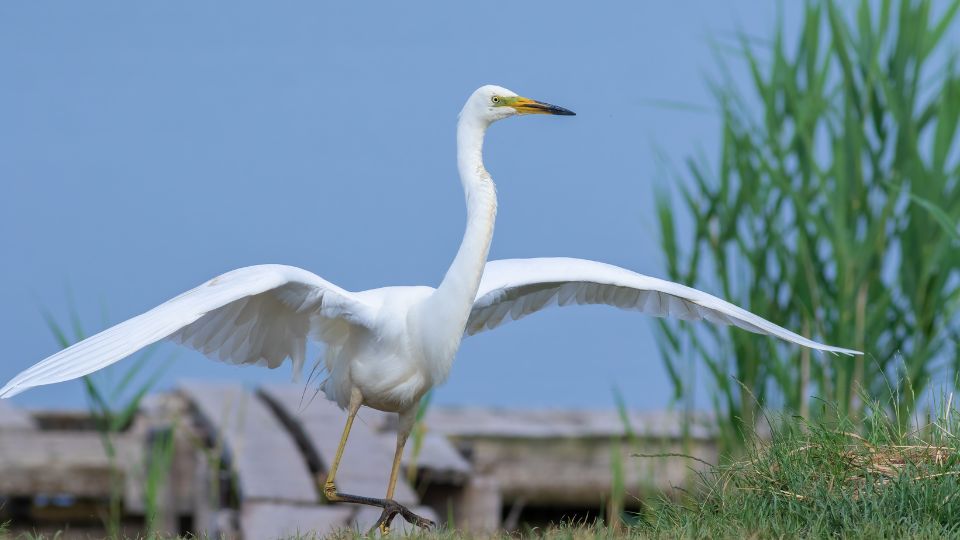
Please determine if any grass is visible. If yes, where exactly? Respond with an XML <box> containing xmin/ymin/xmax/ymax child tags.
<box><xmin>639</xmin><ymin>402</ymin><xmax>960</xmax><ymax>538</ymax></box>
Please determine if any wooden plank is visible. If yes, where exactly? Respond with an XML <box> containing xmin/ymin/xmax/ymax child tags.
<box><xmin>187</xmin><ymin>467</ymin><xmax>241</xmax><ymax>539</ymax></box>
<box><xmin>241</xmin><ymin>502</ymin><xmax>353</xmax><ymax>539</ymax></box>
<box><xmin>424</xmin><ymin>408</ymin><xmax>717</xmax><ymax>439</ymax></box>
<box><xmin>0</xmin><ymin>401</ymin><xmax>35</xmax><ymax>430</ymax></box>
<box><xmin>259</xmin><ymin>384</ymin><xmax>418</xmax><ymax>506</ymax></box>
<box><xmin>122</xmin><ymin>394</ymin><xmax>199</xmax><ymax>517</ymax></box>
<box><xmin>0</xmin><ymin>431</ymin><xmax>131</xmax><ymax>497</ymax></box>
<box><xmin>179</xmin><ymin>382</ymin><xmax>318</xmax><ymax>504</ymax></box>
<box><xmin>402</xmin><ymin>432</ymin><xmax>471</xmax><ymax>482</ymax></box>
<box><xmin>453</xmin><ymin>475</ymin><xmax>502</xmax><ymax>532</ymax></box>
<box><xmin>461</xmin><ymin>436</ymin><xmax>717</xmax><ymax>505</ymax></box>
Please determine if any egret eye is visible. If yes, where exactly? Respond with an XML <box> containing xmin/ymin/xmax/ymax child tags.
<box><xmin>492</xmin><ymin>96</ymin><xmax>500</xmax><ymax>104</ymax></box>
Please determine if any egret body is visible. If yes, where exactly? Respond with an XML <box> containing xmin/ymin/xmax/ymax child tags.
<box><xmin>0</xmin><ymin>85</ymin><xmax>860</xmax><ymax>532</ymax></box>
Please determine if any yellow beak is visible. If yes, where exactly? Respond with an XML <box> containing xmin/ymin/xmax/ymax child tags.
<box><xmin>507</xmin><ymin>96</ymin><xmax>576</xmax><ymax>116</ymax></box>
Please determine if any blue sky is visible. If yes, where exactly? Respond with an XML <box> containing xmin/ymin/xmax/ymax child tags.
<box><xmin>0</xmin><ymin>1</ymin><xmax>802</xmax><ymax>411</ymax></box>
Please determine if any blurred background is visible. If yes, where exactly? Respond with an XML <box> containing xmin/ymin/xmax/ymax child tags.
<box><xmin>1</xmin><ymin>1</ymin><xmax>792</xmax><ymax>413</ymax></box>
<box><xmin>1</xmin><ymin>0</ymin><xmax>959</xmax><ymax>537</ymax></box>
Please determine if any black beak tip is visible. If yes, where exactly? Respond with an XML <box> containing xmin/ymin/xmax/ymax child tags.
<box><xmin>554</xmin><ymin>106</ymin><xmax>576</xmax><ymax>116</ymax></box>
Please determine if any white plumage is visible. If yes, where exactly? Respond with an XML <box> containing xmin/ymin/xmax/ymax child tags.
<box><xmin>0</xmin><ymin>255</ymin><xmax>856</xmax><ymax>400</ymax></box>
<box><xmin>468</xmin><ymin>257</ymin><xmax>855</xmax><ymax>353</ymax></box>
<box><xmin>0</xmin><ymin>85</ymin><xmax>860</xmax><ymax>531</ymax></box>
<box><xmin>0</xmin><ymin>265</ymin><xmax>375</xmax><ymax>397</ymax></box>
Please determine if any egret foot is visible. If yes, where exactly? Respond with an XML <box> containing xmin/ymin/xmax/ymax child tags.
<box><xmin>325</xmin><ymin>482</ymin><xmax>434</xmax><ymax>534</ymax></box>
<box><xmin>369</xmin><ymin>499</ymin><xmax>435</xmax><ymax>535</ymax></box>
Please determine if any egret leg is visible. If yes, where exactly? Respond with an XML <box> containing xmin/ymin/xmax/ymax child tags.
<box><xmin>370</xmin><ymin>410</ymin><xmax>435</xmax><ymax>534</ymax></box>
<box><xmin>322</xmin><ymin>388</ymin><xmax>363</xmax><ymax>503</ymax></box>
<box><xmin>322</xmin><ymin>392</ymin><xmax>434</xmax><ymax>534</ymax></box>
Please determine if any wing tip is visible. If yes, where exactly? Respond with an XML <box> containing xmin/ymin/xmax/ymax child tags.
<box><xmin>0</xmin><ymin>383</ymin><xmax>22</xmax><ymax>399</ymax></box>
<box><xmin>821</xmin><ymin>346</ymin><xmax>863</xmax><ymax>356</ymax></box>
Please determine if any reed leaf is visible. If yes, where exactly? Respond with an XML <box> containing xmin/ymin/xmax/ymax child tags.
<box><xmin>656</xmin><ymin>0</ymin><xmax>960</xmax><ymax>453</ymax></box>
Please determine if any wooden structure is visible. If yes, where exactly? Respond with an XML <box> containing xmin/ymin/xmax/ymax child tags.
<box><xmin>0</xmin><ymin>384</ymin><xmax>716</xmax><ymax>538</ymax></box>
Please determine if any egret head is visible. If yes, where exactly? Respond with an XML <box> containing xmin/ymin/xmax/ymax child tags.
<box><xmin>462</xmin><ymin>85</ymin><xmax>575</xmax><ymax>124</ymax></box>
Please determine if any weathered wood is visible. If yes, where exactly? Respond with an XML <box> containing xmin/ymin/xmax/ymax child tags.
<box><xmin>31</xmin><ymin>410</ymin><xmax>98</xmax><ymax>431</ymax></box>
<box><xmin>179</xmin><ymin>382</ymin><xmax>318</xmax><ymax>504</ymax></box>
<box><xmin>0</xmin><ymin>401</ymin><xmax>35</xmax><ymax>430</ymax></box>
<box><xmin>122</xmin><ymin>393</ymin><xmax>198</xmax><ymax>517</ymax></box>
<box><xmin>241</xmin><ymin>502</ymin><xmax>353</xmax><ymax>539</ymax></box>
<box><xmin>0</xmin><ymin>431</ymin><xmax>132</xmax><ymax>497</ymax></box>
<box><xmin>460</xmin><ymin>436</ymin><xmax>716</xmax><ymax>506</ymax></box>
<box><xmin>420</xmin><ymin>408</ymin><xmax>717</xmax><ymax>506</ymax></box>
<box><xmin>191</xmin><ymin>449</ymin><xmax>217</xmax><ymax>536</ymax></box>
<box><xmin>454</xmin><ymin>475</ymin><xmax>502</xmax><ymax>532</ymax></box>
<box><xmin>401</xmin><ymin>432</ymin><xmax>471</xmax><ymax>483</ymax></box>
<box><xmin>258</xmin><ymin>384</ymin><xmax>419</xmax><ymax>506</ymax></box>
<box><xmin>0</xmin><ymin>387</ymin><xmax>728</xmax><ymax>536</ymax></box>
<box><xmin>424</xmin><ymin>408</ymin><xmax>716</xmax><ymax>439</ymax></box>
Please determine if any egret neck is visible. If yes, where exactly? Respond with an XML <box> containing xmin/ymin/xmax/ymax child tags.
<box><xmin>418</xmin><ymin>113</ymin><xmax>497</xmax><ymax>379</ymax></box>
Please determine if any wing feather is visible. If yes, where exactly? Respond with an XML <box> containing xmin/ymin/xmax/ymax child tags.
<box><xmin>0</xmin><ymin>264</ymin><xmax>377</xmax><ymax>398</ymax></box>
<box><xmin>467</xmin><ymin>258</ymin><xmax>860</xmax><ymax>355</ymax></box>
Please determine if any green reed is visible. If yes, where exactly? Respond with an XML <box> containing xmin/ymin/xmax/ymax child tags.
<box><xmin>43</xmin><ymin>301</ymin><xmax>173</xmax><ymax>539</ymax></box>
<box><xmin>656</xmin><ymin>0</ymin><xmax>960</xmax><ymax>452</ymax></box>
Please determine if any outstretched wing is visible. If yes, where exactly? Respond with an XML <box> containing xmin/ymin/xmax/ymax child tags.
<box><xmin>0</xmin><ymin>265</ymin><xmax>378</xmax><ymax>398</ymax></box>
<box><xmin>466</xmin><ymin>258</ymin><xmax>860</xmax><ymax>355</ymax></box>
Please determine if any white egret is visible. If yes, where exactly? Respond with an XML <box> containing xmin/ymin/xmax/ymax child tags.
<box><xmin>0</xmin><ymin>85</ymin><xmax>860</xmax><ymax>532</ymax></box>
